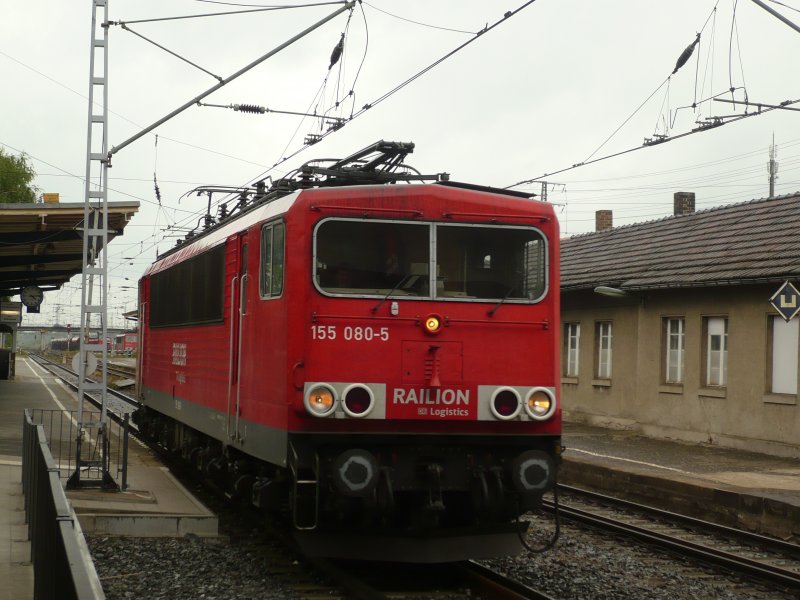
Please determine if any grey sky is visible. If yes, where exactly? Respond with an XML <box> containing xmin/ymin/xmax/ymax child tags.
<box><xmin>2</xmin><ymin>0</ymin><xmax>800</xmax><ymax>326</ymax></box>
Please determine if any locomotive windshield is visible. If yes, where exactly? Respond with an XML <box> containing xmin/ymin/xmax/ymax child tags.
<box><xmin>314</xmin><ymin>219</ymin><xmax>547</xmax><ymax>302</ymax></box>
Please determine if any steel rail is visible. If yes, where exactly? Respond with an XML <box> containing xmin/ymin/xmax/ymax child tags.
<box><xmin>545</xmin><ymin>493</ymin><xmax>800</xmax><ymax>590</ymax></box>
<box><xmin>99</xmin><ymin>360</ymin><xmax>136</xmax><ymax>379</ymax></box>
<box><xmin>104</xmin><ymin>364</ymin><xmax>135</xmax><ymax>379</ymax></box>
<box><xmin>30</xmin><ymin>354</ymin><xmax>140</xmax><ymax>418</ymax></box>
<box><xmin>558</xmin><ymin>484</ymin><xmax>800</xmax><ymax>557</ymax></box>
<box><xmin>460</xmin><ymin>560</ymin><xmax>558</xmax><ymax>600</ymax></box>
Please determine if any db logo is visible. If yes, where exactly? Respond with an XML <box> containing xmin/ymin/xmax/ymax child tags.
<box><xmin>417</xmin><ymin>407</ymin><xmax>428</xmax><ymax>416</ymax></box>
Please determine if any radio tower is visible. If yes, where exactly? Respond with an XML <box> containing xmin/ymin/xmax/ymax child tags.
<box><xmin>768</xmin><ymin>134</ymin><xmax>779</xmax><ymax>198</ymax></box>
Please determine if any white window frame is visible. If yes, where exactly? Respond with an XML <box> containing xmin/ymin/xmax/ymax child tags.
<box><xmin>260</xmin><ymin>221</ymin><xmax>285</xmax><ymax>299</ymax></box>
<box><xmin>665</xmin><ymin>317</ymin><xmax>685</xmax><ymax>384</ymax></box>
<box><xmin>564</xmin><ymin>322</ymin><xmax>580</xmax><ymax>377</ymax></box>
<box><xmin>706</xmin><ymin>317</ymin><xmax>728</xmax><ymax>387</ymax></box>
<box><xmin>770</xmin><ymin>315</ymin><xmax>798</xmax><ymax>395</ymax></box>
<box><xmin>596</xmin><ymin>321</ymin><xmax>612</xmax><ymax>379</ymax></box>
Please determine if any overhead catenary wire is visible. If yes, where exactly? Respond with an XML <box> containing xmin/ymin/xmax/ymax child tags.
<box><xmin>191</xmin><ymin>0</ymin><xmax>537</xmax><ymax>225</ymax></box>
<box><xmin>505</xmin><ymin>97</ymin><xmax>800</xmax><ymax>188</ymax></box>
<box><xmin>0</xmin><ymin>49</ymin><xmax>269</xmax><ymax>168</ymax></box>
<box><xmin>535</xmin><ymin>160</ymin><xmax>800</xmax><ymax>233</ymax></box>
<box><xmin>196</xmin><ymin>101</ymin><xmax>346</xmax><ymax>124</ymax></box>
<box><xmin>753</xmin><ymin>0</ymin><xmax>800</xmax><ymax>33</ymax></box>
<box><xmin>542</xmin><ymin>135</ymin><xmax>800</xmax><ymax>183</ymax></box>
<box><xmin>245</xmin><ymin>0</ymin><xmax>541</xmax><ymax>184</ymax></box>
<box><xmin>319</xmin><ymin>9</ymin><xmax>356</xmax><ymax>126</ymax></box>
<box><xmin>669</xmin><ymin>88</ymin><xmax>745</xmax><ymax>130</ymax></box>
<box><xmin>583</xmin><ymin>75</ymin><xmax>670</xmax><ymax>162</ymax></box>
<box><xmin>702</xmin><ymin>6</ymin><xmax>718</xmax><ymax>118</ymax></box>
<box><xmin>587</xmin><ymin>3</ymin><xmax>720</xmax><ymax>164</ymax></box>
<box><xmin>506</xmin><ymin>0</ymin><xmax>781</xmax><ymax>190</ymax></box>
<box><xmin>362</xmin><ymin>1</ymin><xmax>477</xmax><ymax>35</ymax></box>
<box><xmin>732</xmin><ymin>5</ymin><xmax>748</xmax><ymax>104</ymax></box>
<box><xmin>554</xmin><ymin>159</ymin><xmax>800</xmax><ymax>200</ymax></box>
<box><xmin>0</xmin><ymin>140</ymin><xmax>196</xmax><ymax>214</ymax></box>
<box><xmin>112</xmin><ymin>1</ymin><xmax>348</xmax><ymax>26</ymax></box>
<box><xmin>766</xmin><ymin>0</ymin><xmax>800</xmax><ymax>14</ymax></box>
<box><xmin>33</xmin><ymin>1</ymin><xmax>534</xmax><ymax>268</ymax></box>
<box><xmin>112</xmin><ymin>1</ymin><xmax>537</xmax><ymax>269</ymax></box>
<box><xmin>107</xmin><ymin>2</ymin><xmax>355</xmax><ymax>161</ymax></box>
<box><xmin>728</xmin><ymin>0</ymin><xmax>741</xmax><ymax>107</ymax></box>
<box><xmin>194</xmin><ymin>0</ymin><xmax>309</xmax><ymax>5</ymax></box>
<box><xmin>294</xmin><ymin>0</ymin><xmax>366</xmax><ymax>149</ymax></box>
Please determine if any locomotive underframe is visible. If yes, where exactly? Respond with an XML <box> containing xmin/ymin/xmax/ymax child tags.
<box><xmin>134</xmin><ymin>405</ymin><xmax>560</xmax><ymax>537</ymax></box>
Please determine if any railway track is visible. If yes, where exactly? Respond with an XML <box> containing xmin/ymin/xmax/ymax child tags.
<box><xmin>30</xmin><ymin>352</ymin><xmax>139</xmax><ymax>419</ymax></box>
<box><xmin>104</xmin><ymin>361</ymin><xmax>136</xmax><ymax>380</ymax></box>
<box><xmin>548</xmin><ymin>484</ymin><xmax>800</xmax><ymax>592</ymax></box>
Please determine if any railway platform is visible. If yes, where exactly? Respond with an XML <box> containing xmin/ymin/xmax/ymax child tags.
<box><xmin>561</xmin><ymin>422</ymin><xmax>800</xmax><ymax>540</ymax></box>
<box><xmin>0</xmin><ymin>356</ymin><xmax>218</xmax><ymax>598</ymax></box>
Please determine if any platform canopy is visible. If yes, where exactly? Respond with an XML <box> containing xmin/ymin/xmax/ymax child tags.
<box><xmin>0</xmin><ymin>201</ymin><xmax>139</xmax><ymax>298</ymax></box>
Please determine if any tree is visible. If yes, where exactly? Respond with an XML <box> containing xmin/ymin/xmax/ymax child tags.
<box><xmin>0</xmin><ymin>148</ymin><xmax>38</xmax><ymax>204</ymax></box>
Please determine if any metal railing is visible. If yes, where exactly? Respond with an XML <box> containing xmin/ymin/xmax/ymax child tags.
<box><xmin>27</xmin><ymin>408</ymin><xmax>130</xmax><ymax>490</ymax></box>
<box><xmin>22</xmin><ymin>410</ymin><xmax>106</xmax><ymax>600</ymax></box>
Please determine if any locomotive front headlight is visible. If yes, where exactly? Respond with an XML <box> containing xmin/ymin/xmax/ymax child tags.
<box><xmin>525</xmin><ymin>387</ymin><xmax>556</xmax><ymax>420</ymax></box>
<box><xmin>305</xmin><ymin>384</ymin><xmax>337</xmax><ymax>417</ymax></box>
<box><xmin>423</xmin><ymin>313</ymin><xmax>443</xmax><ymax>335</ymax></box>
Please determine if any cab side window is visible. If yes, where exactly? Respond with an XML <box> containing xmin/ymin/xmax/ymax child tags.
<box><xmin>260</xmin><ymin>221</ymin><xmax>285</xmax><ymax>298</ymax></box>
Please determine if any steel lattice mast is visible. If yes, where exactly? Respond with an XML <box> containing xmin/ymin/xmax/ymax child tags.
<box><xmin>69</xmin><ymin>0</ymin><xmax>114</xmax><ymax>489</ymax></box>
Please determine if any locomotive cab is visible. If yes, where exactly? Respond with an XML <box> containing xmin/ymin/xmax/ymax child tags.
<box><xmin>284</xmin><ymin>181</ymin><xmax>561</xmax><ymax>558</ymax></box>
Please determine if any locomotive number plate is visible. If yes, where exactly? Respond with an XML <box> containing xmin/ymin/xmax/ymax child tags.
<box><xmin>310</xmin><ymin>325</ymin><xmax>389</xmax><ymax>342</ymax></box>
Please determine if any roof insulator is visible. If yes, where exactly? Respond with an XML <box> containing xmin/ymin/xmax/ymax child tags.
<box><xmin>233</xmin><ymin>104</ymin><xmax>266</xmax><ymax>114</ymax></box>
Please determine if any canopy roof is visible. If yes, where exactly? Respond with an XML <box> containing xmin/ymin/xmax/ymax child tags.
<box><xmin>0</xmin><ymin>201</ymin><xmax>139</xmax><ymax>297</ymax></box>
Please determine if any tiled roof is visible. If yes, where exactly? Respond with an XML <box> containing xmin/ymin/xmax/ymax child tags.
<box><xmin>560</xmin><ymin>193</ymin><xmax>800</xmax><ymax>291</ymax></box>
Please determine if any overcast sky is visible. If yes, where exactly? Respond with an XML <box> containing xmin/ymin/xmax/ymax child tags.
<box><xmin>3</xmin><ymin>0</ymin><xmax>800</xmax><ymax>327</ymax></box>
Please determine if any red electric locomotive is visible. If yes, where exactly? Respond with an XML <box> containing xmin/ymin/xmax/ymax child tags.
<box><xmin>114</xmin><ymin>332</ymin><xmax>138</xmax><ymax>355</ymax></box>
<box><xmin>135</xmin><ymin>142</ymin><xmax>561</xmax><ymax>561</ymax></box>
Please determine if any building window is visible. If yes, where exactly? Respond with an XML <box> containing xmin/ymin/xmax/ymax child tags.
<box><xmin>704</xmin><ymin>317</ymin><xmax>728</xmax><ymax>387</ymax></box>
<box><xmin>595</xmin><ymin>321</ymin><xmax>612</xmax><ymax>379</ymax></box>
<box><xmin>664</xmin><ymin>317</ymin><xmax>685</xmax><ymax>384</ymax></box>
<box><xmin>563</xmin><ymin>322</ymin><xmax>580</xmax><ymax>377</ymax></box>
<box><xmin>260</xmin><ymin>221</ymin><xmax>285</xmax><ymax>298</ymax></box>
<box><xmin>769</xmin><ymin>315</ymin><xmax>798</xmax><ymax>395</ymax></box>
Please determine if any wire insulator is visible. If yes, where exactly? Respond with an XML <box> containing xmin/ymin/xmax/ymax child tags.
<box><xmin>234</xmin><ymin>104</ymin><xmax>266</xmax><ymax>114</ymax></box>
<box><xmin>153</xmin><ymin>172</ymin><xmax>162</xmax><ymax>206</ymax></box>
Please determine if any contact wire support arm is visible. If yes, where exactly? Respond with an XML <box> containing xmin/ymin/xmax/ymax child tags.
<box><xmin>107</xmin><ymin>1</ymin><xmax>354</xmax><ymax>161</ymax></box>
<box><xmin>749</xmin><ymin>0</ymin><xmax>800</xmax><ymax>35</ymax></box>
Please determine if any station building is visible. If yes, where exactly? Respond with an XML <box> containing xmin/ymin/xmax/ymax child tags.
<box><xmin>560</xmin><ymin>191</ymin><xmax>800</xmax><ymax>458</ymax></box>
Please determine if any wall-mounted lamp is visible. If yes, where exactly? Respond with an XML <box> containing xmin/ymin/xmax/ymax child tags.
<box><xmin>594</xmin><ymin>286</ymin><xmax>628</xmax><ymax>298</ymax></box>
